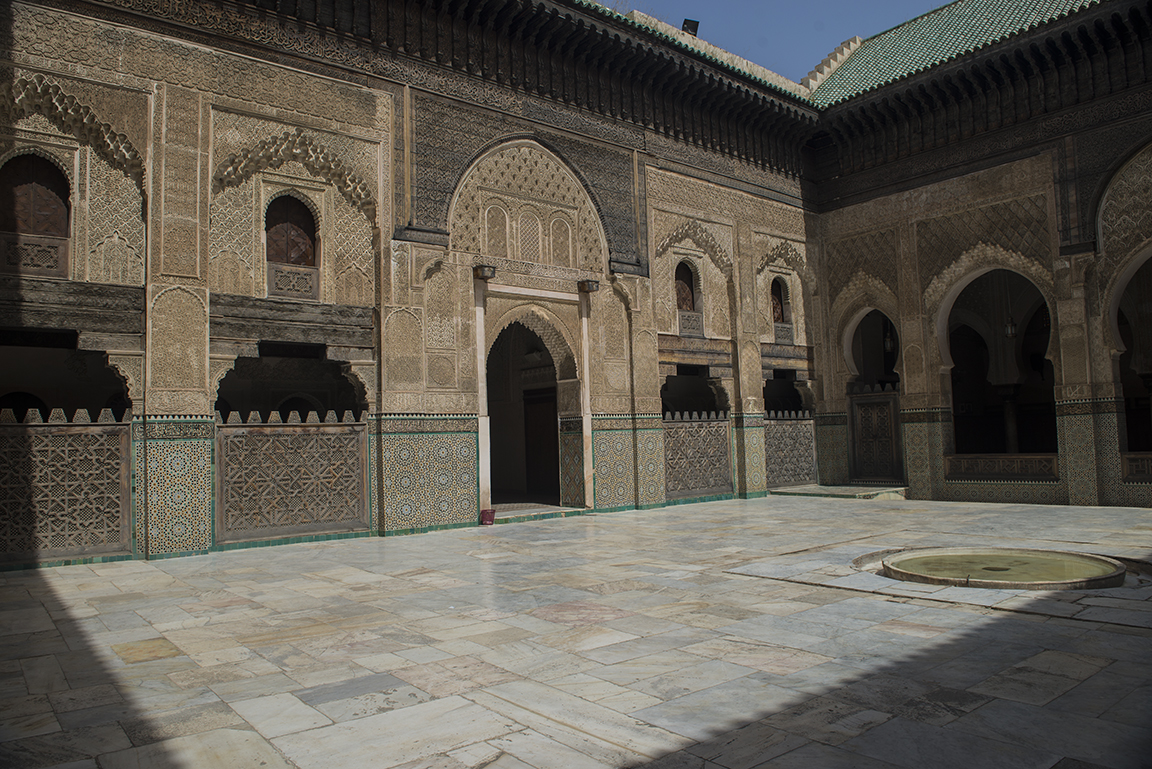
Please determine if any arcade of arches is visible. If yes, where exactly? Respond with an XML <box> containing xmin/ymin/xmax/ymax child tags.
<box><xmin>3</xmin><ymin>0</ymin><xmax>1152</xmax><ymax>563</ymax></box>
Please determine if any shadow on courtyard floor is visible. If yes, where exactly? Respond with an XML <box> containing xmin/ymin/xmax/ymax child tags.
<box><xmin>0</xmin><ymin>566</ymin><xmax>184</xmax><ymax>768</ymax></box>
<box><xmin>625</xmin><ymin>553</ymin><xmax>1152</xmax><ymax>769</ymax></box>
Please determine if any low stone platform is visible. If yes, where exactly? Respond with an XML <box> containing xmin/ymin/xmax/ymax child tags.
<box><xmin>768</xmin><ymin>484</ymin><xmax>908</xmax><ymax>500</ymax></box>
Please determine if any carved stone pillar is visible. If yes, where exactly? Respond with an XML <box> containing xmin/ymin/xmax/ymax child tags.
<box><xmin>137</xmin><ymin>84</ymin><xmax>215</xmax><ymax>558</ymax></box>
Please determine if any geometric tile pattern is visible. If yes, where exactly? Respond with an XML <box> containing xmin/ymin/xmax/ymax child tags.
<box><xmin>1058</xmin><ymin>411</ymin><xmax>1096</xmax><ymax>505</ymax></box>
<box><xmin>139</xmin><ymin>426</ymin><xmax>213</xmax><ymax>555</ymax></box>
<box><xmin>764</xmin><ymin>417</ymin><xmax>816</xmax><ymax>487</ymax></box>
<box><xmin>637</xmin><ymin>428</ymin><xmax>665</xmax><ymax>507</ymax></box>
<box><xmin>381</xmin><ymin>431</ymin><xmax>478</xmax><ymax>532</ymax></box>
<box><xmin>559</xmin><ymin>431</ymin><xmax>584</xmax><ymax>508</ymax></box>
<box><xmin>901</xmin><ymin>421</ymin><xmax>932</xmax><ymax>498</ymax></box>
<box><xmin>218</xmin><ymin>425</ymin><xmax>368</xmax><ymax>540</ymax></box>
<box><xmin>593</xmin><ymin>429</ymin><xmax>636</xmax><ymax>509</ymax></box>
<box><xmin>592</xmin><ymin>417</ymin><xmax>665</xmax><ymax>509</ymax></box>
<box><xmin>0</xmin><ymin>425</ymin><xmax>128</xmax><ymax>556</ymax></box>
<box><xmin>663</xmin><ymin>419</ymin><xmax>732</xmax><ymax>499</ymax></box>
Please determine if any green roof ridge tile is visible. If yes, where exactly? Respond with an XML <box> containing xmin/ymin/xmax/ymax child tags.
<box><xmin>810</xmin><ymin>0</ymin><xmax>1102</xmax><ymax>108</ymax></box>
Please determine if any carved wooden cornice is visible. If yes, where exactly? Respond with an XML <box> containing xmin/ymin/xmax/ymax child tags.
<box><xmin>54</xmin><ymin>0</ymin><xmax>818</xmax><ymax>176</ymax></box>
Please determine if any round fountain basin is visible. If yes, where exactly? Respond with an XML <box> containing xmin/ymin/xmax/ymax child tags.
<box><xmin>881</xmin><ymin>547</ymin><xmax>1126</xmax><ymax>590</ymax></box>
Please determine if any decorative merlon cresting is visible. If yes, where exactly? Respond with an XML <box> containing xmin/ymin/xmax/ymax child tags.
<box><xmin>3</xmin><ymin>75</ymin><xmax>145</xmax><ymax>187</ymax></box>
<box><xmin>801</xmin><ymin>37</ymin><xmax>862</xmax><ymax>91</ymax></box>
<box><xmin>213</xmin><ymin>129</ymin><xmax>377</xmax><ymax>222</ymax></box>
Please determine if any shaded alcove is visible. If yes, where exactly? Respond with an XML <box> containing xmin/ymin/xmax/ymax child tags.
<box><xmin>0</xmin><ymin>328</ymin><xmax>130</xmax><ymax>419</ymax></box>
<box><xmin>662</xmin><ymin>365</ymin><xmax>726</xmax><ymax>416</ymax></box>
<box><xmin>214</xmin><ymin>342</ymin><xmax>365</xmax><ymax>421</ymax></box>
<box><xmin>947</xmin><ymin>270</ymin><xmax>1056</xmax><ymax>454</ymax></box>
<box><xmin>851</xmin><ymin>309</ymin><xmax>900</xmax><ymax>388</ymax></box>
<box><xmin>763</xmin><ymin>370</ymin><xmax>804</xmax><ymax>413</ymax></box>
<box><xmin>487</xmin><ymin>322</ymin><xmax>560</xmax><ymax>505</ymax></box>
<box><xmin>1116</xmin><ymin>255</ymin><xmax>1152</xmax><ymax>452</ymax></box>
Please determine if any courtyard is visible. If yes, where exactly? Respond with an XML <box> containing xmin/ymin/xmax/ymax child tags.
<box><xmin>1</xmin><ymin>495</ymin><xmax>1150</xmax><ymax>768</ymax></box>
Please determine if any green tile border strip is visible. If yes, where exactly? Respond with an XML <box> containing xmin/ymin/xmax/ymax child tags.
<box><xmin>663</xmin><ymin>492</ymin><xmax>735</xmax><ymax>506</ymax></box>
<box><xmin>0</xmin><ymin>552</ymin><xmax>137</xmax><ymax>572</ymax></box>
<box><xmin>385</xmin><ymin>521</ymin><xmax>478</xmax><ymax>537</ymax></box>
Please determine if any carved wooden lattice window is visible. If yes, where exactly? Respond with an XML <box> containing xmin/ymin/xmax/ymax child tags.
<box><xmin>772</xmin><ymin>277</ymin><xmax>792</xmax><ymax>323</ymax></box>
<box><xmin>519</xmin><ymin>212</ymin><xmax>541</xmax><ymax>262</ymax></box>
<box><xmin>0</xmin><ymin>154</ymin><xmax>70</xmax><ymax>237</ymax></box>
<box><xmin>486</xmin><ymin>206</ymin><xmax>508</xmax><ymax>259</ymax></box>
<box><xmin>265</xmin><ymin>195</ymin><xmax>317</xmax><ymax>266</ymax></box>
<box><xmin>675</xmin><ymin>262</ymin><xmax>696</xmax><ymax>311</ymax></box>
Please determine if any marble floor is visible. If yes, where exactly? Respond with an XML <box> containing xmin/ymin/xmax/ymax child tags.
<box><xmin>2</xmin><ymin>496</ymin><xmax>1151</xmax><ymax>768</ymax></box>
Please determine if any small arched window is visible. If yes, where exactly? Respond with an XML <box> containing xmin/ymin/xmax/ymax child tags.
<box><xmin>771</xmin><ymin>278</ymin><xmax>791</xmax><ymax>324</ymax></box>
<box><xmin>675</xmin><ymin>262</ymin><xmax>696</xmax><ymax>312</ymax></box>
<box><xmin>265</xmin><ymin>195</ymin><xmax>317</xmax><ymax>266</ymax></box>
<box><xmin>0</xmin><ymin>154</ymin><xmax>70</xmax><ymax>237</ymax></box>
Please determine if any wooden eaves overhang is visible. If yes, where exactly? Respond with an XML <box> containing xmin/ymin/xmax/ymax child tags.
<box><xmin>370</xmin><ymin>0</ymin><xmax>819</xmax><ymax>176</ymax></box>
<box><xmin>815</xmin><ymin>0</ymin><xmax>1152</xmax><ymax>178</ymax></box>
<box><xmin>96</xmin><ymin>0</ymin><xmax>816</xmax><ymax>177</ymax></box>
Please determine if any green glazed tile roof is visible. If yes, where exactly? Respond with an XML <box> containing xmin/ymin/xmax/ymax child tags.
<box><xmin>811</xmin><ymin>0</ymin><xmax>1102</xmax><ymax>108</ymax></box>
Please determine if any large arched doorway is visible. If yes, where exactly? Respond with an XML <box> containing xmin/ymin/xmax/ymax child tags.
<box><xmin>847</xmin><ymin>309</ymin><xmax>902</xmax><ymax>482</ymax></box>
<box><xmin>1115</xmin><ymin>255</ymin><xmax>1152</xmax><ymax>452</ymax></box>
<box><xmin>947</xmin><ymin>270</ymin><xmax>1056</xmax><ymax>455</ymax></box>
<box><xmin>487</xmin><ymin>322</ymin><xmax>561</xmax><ymax>509</ymax></box>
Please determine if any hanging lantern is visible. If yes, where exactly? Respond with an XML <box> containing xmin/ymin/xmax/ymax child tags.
<box><xmin>1004</xmin><ymin>316</ymin><xmax>1017</xmax><ymax>339</ymax></box>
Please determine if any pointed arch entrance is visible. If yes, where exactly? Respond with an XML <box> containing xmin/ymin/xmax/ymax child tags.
<box><xmin>482</xmin><ymin>306</ymin><xmax>584</xmax><ymax>514</ymax></box>
<box><xmin>845</xmin><ymin>308</ymin><xmax>903</xmax><ymax>483</ymax></box>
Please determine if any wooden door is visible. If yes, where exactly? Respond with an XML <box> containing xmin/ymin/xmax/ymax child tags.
<box><xmin>850</xmin><ymin>395</ymin><xmax>902</xmax><ymax>482</ymax></box>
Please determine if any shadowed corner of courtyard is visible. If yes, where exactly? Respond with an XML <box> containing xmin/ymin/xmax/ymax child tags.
<box><xmin>0</xmin><ymin>562</ymin><xmax>195</xmax><ymax>768</ymax></box>
<box><xmin>627</xmin><ymin>549</ymin><xmax>1152</xmax><ymax>769</ymax></box>
<box><xmin>0</xmin><ymin>498</ymin><xmax>1151</xmax><ymax>769</ymax></box>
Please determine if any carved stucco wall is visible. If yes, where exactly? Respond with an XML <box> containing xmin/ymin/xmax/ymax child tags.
<box><xmin>1</xmin><ymin>107</ymin><xmax>145</xmax><ymax>287</ymax></box>
<box><xmin>1100</xmin><ymin>140</ymin><xmax>1152</xmax><ymax>269</ymax></box>
<box><xmin>651</xmin><ymin>216</ymin><xmax>733</xmax><ymax>340</ymax></box>
<box><xmin>449</xmin><ymin>140</ymin><xmax>607</xmax><ymax>272</ymax></box>
<box><xmin>148</xmin><ymin>286</ymin><xmax>210</xmax><ymax>414</ymax></box>
<box><xmin>209</xmin><ymin>110</ymin><xmax>384</xmax><ymax>306</ymax></box>
<box><xmin>816</xmin><ymin>155</ymin><xmax>1057</xmax><ymax>409</ymax></box>
<box><xmin>756</xmin><ymin>235</ymin><xmax>810</xmax><ymax>346</ymax></box>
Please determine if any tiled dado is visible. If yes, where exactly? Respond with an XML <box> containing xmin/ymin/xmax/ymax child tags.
<box><xmin>592</xmin><ymin>414</ymin><xmax>664</xmax><ymax>510</ymax></box>
<box><xmin>559</xmin><ymin>420</ymin><xmax>585</xmax><ymax>509</ymax></box>
<box><xmin>132</xmin><ymin>417</ymin><xmax>214</xmax><ymax>556</ymax></box>
<box><xmin>377</xmin><ymin>415</ymin><xmax>479</xmax><ymax>534</ymax></box>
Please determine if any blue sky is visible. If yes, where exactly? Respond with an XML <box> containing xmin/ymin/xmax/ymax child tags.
<box><xmin>611</xmin><ymin>0</ymin><xmax>953</xmax><ymax>82</ymax></box>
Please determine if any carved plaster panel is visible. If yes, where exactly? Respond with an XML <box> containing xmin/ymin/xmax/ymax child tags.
<box><xmin>450</xmin><ymin>140</ymin><xmax>608</xmax><ymax>272</ymax></box>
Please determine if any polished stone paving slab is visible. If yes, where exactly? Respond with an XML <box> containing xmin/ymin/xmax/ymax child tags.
<box><xmin>2</xmin><ymin>495</ymin><xmax>1150</xmax><ymax>768</ymax></box>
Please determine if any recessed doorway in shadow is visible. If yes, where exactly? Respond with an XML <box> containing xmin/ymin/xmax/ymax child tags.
<box><xmin>488</xmin><ymin>322</ymin><xmax>559</xmax><ymax>506</ymax></box>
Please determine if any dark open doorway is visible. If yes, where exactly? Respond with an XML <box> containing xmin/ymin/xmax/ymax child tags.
<box><xmin>487</xmin><ymin>322</ymin><xmax>560</xmax><ymax>507</ymax></box>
